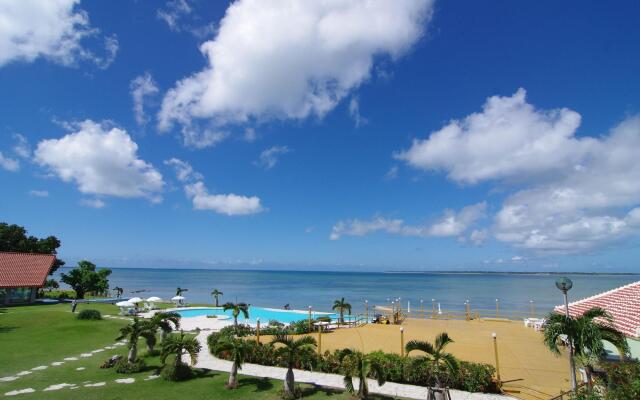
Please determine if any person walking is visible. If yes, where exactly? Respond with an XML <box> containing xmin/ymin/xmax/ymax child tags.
<box><xmin>71</xmin><ymin>299</ymin><xmax>78</xmax><ymax>313</ymax></box>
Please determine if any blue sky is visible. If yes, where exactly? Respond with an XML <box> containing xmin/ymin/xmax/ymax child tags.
<box><xmin>1</xmin><ymin>0</ymin><xmax>639</xmax><ymax>271</ymax></box>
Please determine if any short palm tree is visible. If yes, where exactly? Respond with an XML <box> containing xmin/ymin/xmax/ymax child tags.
<box><xmin>271</xmin><ymin>333</ymin><xmax>317</xmax><ymax>399</ymax></box>
<box><xmin>332</xmin><ymin>297</ymin><xmax>352</xmax><ymax>324</ymax></box>
<box><xmin>161</xmin><ymin>331</ymin><xmax>201</xmax><ymax>372</ymax></box>
<box><xmin>406</xmin><ymin>332</ymin><xmax>459</xmax><ymax>391</ymax></box>
<box><xmin>339</xmin><ymin>349</ymin><xmax>386</xmax><ymax>399</ymax></box>
<box><xmin>116</xmin><ymin>317</ymin><xmax>156</xmax><ymax>362</ymax></box>
<box><xmin>152</xmin><ymin>311</ymin><xmax>181</xmax><ymax>342</ymax></box>
<box><xmin>543</xmin><ymin>307</ymin><xmax>629</xmax><ymax>387</ymax></box>
<box><xmin>176</xmin><ymin>287</ymin><xmax>188</xmax><ymax>296</ymax></box>
<box><xmin>212</xmin><ymin>336</ymin><xmax>248</xmax><ymax>389</ymax></box>
<box><xmin>211</xmin><ymin>289</ymin><xmax>223</xmax><ymax>307</ymax></box>
<box><xmin>223</xmin><ymin>302</ymin><xmax>249</xmax><ymax>328</ymax></box>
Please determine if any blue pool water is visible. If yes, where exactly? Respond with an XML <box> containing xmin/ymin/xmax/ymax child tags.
<box><xmin>175</xmin><ymin>306</ymin><xmax>353</xmax><ymax>324</ymax></box>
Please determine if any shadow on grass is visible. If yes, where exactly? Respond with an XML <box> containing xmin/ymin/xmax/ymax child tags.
<box><xmin>239</xmin><ymin>377</ymin><xmax>274</xmax><ymax>392</ymax></box>
<box><xmin>0</xmin><ymin>325</ymin><xmax>18</xmax><ymax>333</ymax></box>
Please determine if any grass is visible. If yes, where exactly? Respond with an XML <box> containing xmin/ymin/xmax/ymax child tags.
<box><xmin>0</xmin><ymin>303</ymin><xmax>395</xmax><ymax>399</ymax></box>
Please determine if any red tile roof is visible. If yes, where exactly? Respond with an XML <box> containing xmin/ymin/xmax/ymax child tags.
<box><xmin>554</xmin><ymin>281</ymin><xmax>640</xmax><ymax>338</ymax></box>
<box><xmin>0</xmin><ymin>252</ymin><xmax>56</xmax><ymax>288</ymax></box>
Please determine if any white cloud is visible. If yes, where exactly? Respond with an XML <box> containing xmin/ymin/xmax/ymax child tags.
<box><xmin>0</xmin><ymin>151</ymin><xmax>19</xmax><ymax>171</ymax></box>
<box><xmin>29</xmin><ymin>190</ymin><xmax>49</xmax><ymax>197</ymax></box>
<box><xmin>256</xmin><ymin>146</ymin><xmax>290</xmax><ymax>170</ymax></box>
<box><xmin>469</xmin><ymin>229</ymin><xmax>488</xmax><ymax>246</ymax></box>
<box><xmin>349</xmin><ymin>96</ymin><xmax>366</xmax><ymax>128</ymax></box>
<box><xmin>0</xmin><ymin>0</ymin><xmax>117</xmax><ymax>68</ymax></box>
<box><xmin>185</xmin><ymin>181</ymin><xmax>263</xmax><ymax>216</ymax></box>
<box><xmin>157</xmin><ymin>0</ymin><xmax>192</xmax><ymax>31</ymax></box>
<box><xmin>158</xmin><ymin>0</ymin><xmax>433</xmax><ymax>147</ymax></box>
<box><xmin>396</xmin><ymin>89</ymin><xmax>589</xmax><ymax>184</ymax></box>
<box><xmin>427</xmin><ymin>202</ymin><xmax>487</xmax><ymax>237</ymax></box>
<box><xmin>166</xmin><ymin>157</ymin><xmax>264</xmax><ymax>216</ymax></box>
<box><xmin>34</xmin><ymin>120</ymin><xmax>164</xmax><ymax>201</ymax></box>
<box><xmin>130</xmin><ymin>72</ymin><xmax>160</xmax><ymax>126</ymax></box>
<box><xmin>80</xmin><ymin>198</ymin><xmax>105</xmax><ymax>208</ymax></box>
<box><xmin>397</xmin><ymin>89</ymin><xmax>640</xmax><ymax>253</ymax></box>
<box><xmin>384</xmin><ymin>165</ymin><xmax>399</xmax><ymax>180</ymax></box>
<box><xmin>330</xmin><ymin>203</ymin><xmax>485</xmax><ymax>240</ymax></box>
<box><xmin>13</xmin><ymin>133</ymin><xmax>31</xmax><ymax>158</ymax></box>
<box><xmin>164</xmin><ymin>158</ymin><xmax>202</xmax><ymax>182</ymax></box>
<box><xmin>243</xmin><ymin>128</ymin><xmax>258</xmax><ymax>143</ymax></box>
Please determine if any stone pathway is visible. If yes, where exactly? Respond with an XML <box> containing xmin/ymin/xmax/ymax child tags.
<box><xmin>193</xmin><ymin>331</ymin><xmax>510</xmax><ymax>400</ymax></box>
<box><xmin>0</xmin><ymin>340</ymin><xmax>128</xmax><ymax>384</ymax></box>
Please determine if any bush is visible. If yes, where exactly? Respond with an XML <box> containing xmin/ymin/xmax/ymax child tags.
<box><xmin>40</xmin><ymin>290</ymin><xmax>75</xmax><ymax>300</ymax></box>
<box><xmin>456</xmin><ymin>361</ymin><xmax>497</xmax><ymax>393</ymax></box>
<box><xmin>599</xmin><ymin>361</ymin><xmax>640</xmax><ymax>400</ymax></box>
<box><xmin>77</xmin><ymin>309</ymin><xmax>102</xmax><ymax>320</ymax></box>
<box><xmin>161</xmin><ymin>363</ymin><xmax>193</xmax><ymax>381</ymax></box>
<box><xmin>114</xmin><ymin>358</ymin><xmax>145</xmax><ymax>374</ymax></box>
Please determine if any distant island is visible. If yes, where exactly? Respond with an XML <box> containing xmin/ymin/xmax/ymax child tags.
<box><xmin>384</xmin><ymin>271</ymin><xmax>640</xmax><ymax>276</ymax></box>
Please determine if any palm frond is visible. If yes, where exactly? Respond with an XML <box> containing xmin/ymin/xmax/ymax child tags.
<box><xmin>405</xmin><ymin>340</ymin><xmax>435</xmax><ymax>355</ymax></box>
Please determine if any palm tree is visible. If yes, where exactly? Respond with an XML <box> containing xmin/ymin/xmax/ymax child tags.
<box><xmin>161</xmin><ymin>331</ymin><xmax>201</xmax><ymax>370</ymax></box>
<box><xmin>212</xmin><ymin>336</ymin><xmax>248</xmax><ymax>389</ymax></box>
<box><xmin>176</xmin><ymin>287</ymin><xmax>188</xmax><ymax>296</ymax></box>
<box><xmin>271</xmin><ymin>333</ymin><xmax>317</xmax><ymax>399</ymax></box>
<box><xmin>406</xmin><ymin>332</ymin><xmax>459</xmax><ymax>396</ymax></box>
<box><xmin>152</xmin><ymin>311</ymin><xmax>181</xmax><ymax>342</ymax></box>
<box><xmin>543</xmin><ymin>307</ymin><xmax>629</xmax><ymax>388</ymax></box>
<box><xmin>332</xmin><ymin>297</ymin><xmax>352</xmax><ymax>324</ymax></box>
<box><xmin>339</xmin><ymin>349</ymin><xmax>386</xmax><ymax>399</ymax></box>
<box><xmin>116</xmin><ymin>317</ymin><xmax>156</xmax><ymax>362</ymax></box>
<box><xmin>222</xmin><ymin>302</ymin><xmax>249</xmax><ymax>328</ymax></box>
<box><xmin>211</xmin><ymin>289</ymin><xmax>223</xmax><ymax>307</ymax></box>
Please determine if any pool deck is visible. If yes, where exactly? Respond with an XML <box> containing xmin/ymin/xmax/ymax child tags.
<box><xmin>255</xmin><ymin>318</ymin><xmax>572</xmax><ymax>400</ymax></box>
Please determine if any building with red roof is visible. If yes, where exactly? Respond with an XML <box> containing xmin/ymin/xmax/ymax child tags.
<box><xmin>555</xmin><ymin>280</ymin><xmax>640</xmax><ymax>359</ymax></box>
<box><xmin>0</xmin><ymin>251</ymin><xmax>56</xmax><ymax>305</ymax></box>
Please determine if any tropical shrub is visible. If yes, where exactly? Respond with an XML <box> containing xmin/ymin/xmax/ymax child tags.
<box><xmin>599</xmin><ymin>361</ymin><xmax>640</xmax><ymax>400</ymax></box>
<box><xmin>77</xmin><ymin>309</ymin><xmax>102</xmax><ymax>320</ymax></box>
<box><xmin>114</xmin><ymin>358</ymin><xmax>145</xmax><ymax>373</ymax></box>
<box><xmin>455</xmin><ymin>362</ymin><xmax>497</xmax><ymax>393</ymax></box>
<box><xmin>161</xmin><ymin>363</ymin><xmax>193</xmax><ymax>381</ymax></box>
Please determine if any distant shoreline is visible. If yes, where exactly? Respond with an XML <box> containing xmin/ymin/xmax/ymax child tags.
<box><xmin>56</xmin><ymin>265</ymin><xmax>640</xmax><ymax>276</ymax></box>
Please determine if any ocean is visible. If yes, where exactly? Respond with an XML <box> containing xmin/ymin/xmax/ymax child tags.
<box><xmin>56</xmin><ymin>268</ymin><xmax>637</xmax><ymax>317</ymax></box>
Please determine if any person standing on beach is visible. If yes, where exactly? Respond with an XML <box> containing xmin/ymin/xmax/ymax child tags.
<box><xmin>71</xmin><ymin>299</ymin><xmax>77</xmax><ymax>313</ymax></box>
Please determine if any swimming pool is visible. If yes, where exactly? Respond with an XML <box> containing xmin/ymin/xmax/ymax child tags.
<box><xmin>174</xmin><ymin>306</ymin><xmax>353</xmax><ymax>325</ymax></box>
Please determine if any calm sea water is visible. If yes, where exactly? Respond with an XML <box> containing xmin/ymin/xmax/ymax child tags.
<box><xmin>57</xmin><ymin>268</ymin><xmax>637</xmax><ymax>317</ymax></box>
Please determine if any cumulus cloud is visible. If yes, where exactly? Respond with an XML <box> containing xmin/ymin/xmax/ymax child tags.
<box><xmin>384</xmin><ymin>166</ymin><xmax>399</xmax><ymax>180</ymax></box>
<box><xmin>130</xmin><ymin>72</ymin><xmax>160</xmax><ymax>126</ymax></box>
<box><xmin>165</xmin><ymin>157</ymin><xmax>264</xmax><ymax>216</ymax></box>
<box><xmin>494</xmin><ymin>116</ymin><xmax>640</xmax><ymax>252</ymax></box>
<box><xmin>396</xmin><ymin>89</ymin><xmax>589</xmax><ymax>184</ymax></box>
<box><xmin>34</xmin><ymin>120</ymin><xmax>164</xmax><ymax>201</ymax></box>
<box><xmin>330</xmin><ymin>203</ymin><xmax>486</xmax><ymax>240</ymax></box>
<box><xmin>158</xmin><ymin>0</ymin><xmax>433</xmax><ymax>147</ymax></box>
<box><xmin>256</xmin><ymin>146</ymin><xmax>290</xmax><ymax>169</ymax></box>
<box><xmin>0</xmin><ymin>151</ymin><xmax>19</xmax><ymax>171</ymax></box>
<box><xmin>397</xmin><ymin>89</ymin><xmax>640</xmax><ymax>253</ymax></box>
<box><xmin>0</xmin><ymin>0</ymin><xmax>117</xmax><ymax>68</ymax></box>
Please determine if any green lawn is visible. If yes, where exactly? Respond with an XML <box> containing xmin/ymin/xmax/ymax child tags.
<box><xmin>0</xmin><ymin>303</ymin><xmax>394</xmax><ymax>399</ymax></box>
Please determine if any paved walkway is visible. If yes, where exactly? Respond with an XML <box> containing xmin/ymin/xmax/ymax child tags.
<box><xmin>193</xmin><ymin>331</ymin><xmax>510</xmax><ymax>400</ymax></box>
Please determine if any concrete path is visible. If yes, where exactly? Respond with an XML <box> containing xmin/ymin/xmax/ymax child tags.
<box><xmin>193</xmin><ymin>331</ymin><xmax>511</xmax><ymax>400</ymax></box>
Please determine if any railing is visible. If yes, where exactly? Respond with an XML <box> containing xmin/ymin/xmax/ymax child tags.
<box><xmin>548</xmin><ymin>383</ymin><xmax>587</xmax><ymax>400</ymax></box>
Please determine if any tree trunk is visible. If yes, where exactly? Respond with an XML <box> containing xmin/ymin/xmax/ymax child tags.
<box><xmin>76</xmin><ymin>288</ymin><xmax>85</xmax><ymax>299</ymax></box>
<box><xmin>359</xmin><ymin>375</ymin><xmax>368</xmax><ymax>399</ymax></box>
<box><xmin>340</xmin><ymin>310</ymin><xmax>344</xmax><ymax>324</ymax></box>
<box><xmin>160</xmin><ymin>328</ymin><xmax>167</xmax><ymax>342</ymax></box>
<box><xmin>228</xmin><ymin>361</ymin><xmax>238</xmax><ymax>389</ymax></box>
<box><xmin>147</xmin><ymin>342</ymin><xmax>154</xmax><ymax>353</ymax></box>
<box><xmin>585</xmin><ymin>365</ymin><xmax>594</xmax><ymax>391</ymax></box>
<box><xmin>283</xmin><ymin>367</ymin><xmax>296</xmax><ymax>398</ymax></box>
<box><xmin>128</xmin><ymin>344</ymin><xmax>137</xmax><ymax>363</ymax></box>
<box><xmin>215</xmin><ymin>297</ymin><xmax>219</xmax><ymax>307</ymax></box>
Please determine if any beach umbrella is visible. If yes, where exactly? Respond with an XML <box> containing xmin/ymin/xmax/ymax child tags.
<box><xmin>171</xmin><ymin>295</ymin><xmax>185</xmax><ymax>301</ymax></box>
<box><xmin>128</xmin><ymin>297</ymin><xmax>143</xmax><ymax>303</ymax></box>
<box><xmin>146</xmin><ymin>296</ymin><xmax>162</xmax><ymax>302</ymax></box>
<box><xmin>116</xmin><ymin>301</ymin><xmax>134</xmax><ymax>307</ymax></box>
